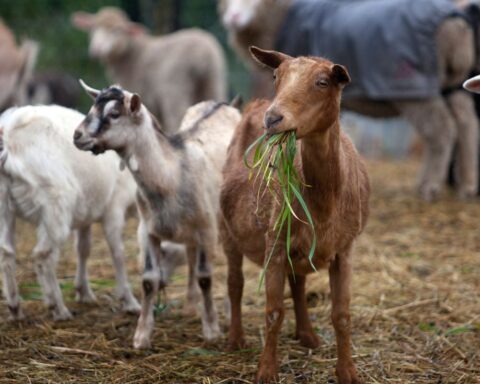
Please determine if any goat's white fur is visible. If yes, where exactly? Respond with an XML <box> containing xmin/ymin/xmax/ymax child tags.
<box><xmin>0</xmin><ymin>105</ymin><xmax>140</xmax><ymax>320</ymax></box>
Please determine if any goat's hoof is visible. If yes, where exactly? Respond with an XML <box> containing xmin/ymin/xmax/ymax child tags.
<box><xmin>227</xmin><ymin>336</ymin><xmax>246</xmax><ymax>351</ymax></box>
<box><xmin>133</xmin><ymin>331</ymin><xmax>152</xmax><ymax>350</ymax></box>
<box><xmin>255</xmin><ymin>362</ymin><xmax>279</xmax><ymax>384</ymax></box>
<box><xmin>336</xmin><ymin>362</ymin><xmax>362</xmax><ymax>384</ymax></box>
<box><xmin>202</xmin><ymin>321</ymin><xmax>221</xmax><ymax>341</ymax></box>
<box><xmin>53</xmin><ymin>308</ymin><xmax>73</xmax><ymax>321</ymax></box>
<box><xmin>122</xmin><ymin>299</ymin><xmax>141</xmax><ymax>315</ymax></box>
<box><xmin>8</xmin><ymin>306</ymin><xmax>25</xmax><ymax>321</ymax></box>
<box><xmin>418</xmin><ymin>185</ymin><xmax>439</xmax><ymax>202</ymax></box>
<box><xmin>457</xmin><ymin>187</ymin><xmax>477</xmax><ymax>201</ymax></box>
<box><xmin>297</xmin><ymin>330</ymin><xmax>321</xmax><ymax>349</ymax></box>
<box><xmin>75</xmin><ymin>287</ymin><xmax>97</xmax><ymax>303</ymax></box>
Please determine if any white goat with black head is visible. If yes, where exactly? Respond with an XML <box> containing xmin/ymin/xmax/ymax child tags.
<box><xmin>0</xmin><ymin>105</ymin><xmax>140</xmax><ymax>320</ymax></box>
<box><xmin>74</xmin><ymin>81</ymin><xmax>241</xmax><ymax>348</ymax></box>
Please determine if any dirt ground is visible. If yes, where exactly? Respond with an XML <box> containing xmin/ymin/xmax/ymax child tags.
<box><xmin>0</xmin><ymin>159</ymin><xmax>479</xmax><ymax>384</ymax></box>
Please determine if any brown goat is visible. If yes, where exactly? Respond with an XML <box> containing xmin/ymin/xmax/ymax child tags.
<box><xmin>220</xmin><ymin>47</ymin><xmax>369</xmax><ymax>383</ymax></box>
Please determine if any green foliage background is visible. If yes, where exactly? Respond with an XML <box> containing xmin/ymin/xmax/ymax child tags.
<box><xmin>0</xmin><ymin>0</ymin><xmax>250</xmax><ymax>112</ymax></box>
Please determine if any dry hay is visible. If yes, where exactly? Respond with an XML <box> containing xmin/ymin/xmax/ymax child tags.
<box><xmin>0</xmin><ymin>159</ymin><xmax>479</xmax><ymax>384</ymax></box>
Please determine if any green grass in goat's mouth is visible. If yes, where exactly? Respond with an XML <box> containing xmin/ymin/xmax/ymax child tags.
<box><xmin>243</xmin><ymin>131</ymin><xmax>317</xmax><ymax>288</ymax></box>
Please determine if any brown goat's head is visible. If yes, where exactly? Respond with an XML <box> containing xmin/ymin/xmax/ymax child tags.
<box><xmin>72</xmin><ymin>7</ymin><xmax>146</xmax><ymax>61</ymax></box>
<box><xmin>74</xmin><ymin>80</ymin><xmax>143</xmax><ymax>155</ymax></box>
<box><xmin>250</xmin><ymin>46</ymin><xmax>350</xmax><ymax>138</ymax></box>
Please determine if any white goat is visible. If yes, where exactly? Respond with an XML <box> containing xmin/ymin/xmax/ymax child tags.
<box><xmin>0</xmin><ymin>105</ymin><xmax>140</xmax><ymax>320</ymax></box>
<box><xmin>73</xmin><ymin>82</ymin><xmax>241</xmax><ymax>348</ymax></box>
<box><xmin>72</xmin><ymin>7</ymin><xmax>227</xmax><ymax>134</ymax></box>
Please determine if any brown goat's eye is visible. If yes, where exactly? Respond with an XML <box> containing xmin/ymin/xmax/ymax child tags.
<box><xmin>273</xmin><ymin>71</ymin><xmax>277</xmax><ymax>81</ymax></box>
<box><xmin>315</xmin><ymin>78</ymin><xmax>329</xmax><ymax>88</ymax></box>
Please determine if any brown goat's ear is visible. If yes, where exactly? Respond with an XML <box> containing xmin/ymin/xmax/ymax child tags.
<box><xmin>249</xmin><ymin>46</ymin><xmax>292</xmax><ymax>69</ymax></box>
<box><xmin>130</xmin><ymin>93</ymin><xmax>142</xmax><ymax>114</ymax></box>
<box><xmin>463</xmin><ymin>75</ymin><xmax>480</xmax><ymax>94</ymax></box>
<box><xmin>331</xmin><ymin>64</ymin><xmax>351</xmax><ymax>86</ymax></box>
<box><xmin>71</xmin><ymin>11</ymin><xmax>95</xmax><ymax>31</ymax></box>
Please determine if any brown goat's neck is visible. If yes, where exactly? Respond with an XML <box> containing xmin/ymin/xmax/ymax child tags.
<box><xmin>300</xmin><ymin>121</ymin><xmax>342</xmax><ymax>220</ymax></box>
<box><xmin>123</xmin><ymin>112</ymin><xmax>180</xmax><ymax>198</ymax></box>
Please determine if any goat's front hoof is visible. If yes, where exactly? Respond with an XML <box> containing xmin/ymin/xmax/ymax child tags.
<box><xmin>227</xmin><ymin>335</ymin><xmax>246</xmax><ymax>351</ymax></box>
<box><xmin>202</xmin><ymin>320</ymin><xmax>221</xmax><ymax>341</ymax></box>
<box><xmin>296</xmin><ymin>330</ymin><xmax>321</xmax><ymax>349</ymax></box>
<box><xmin>75</xmin><ymin>286</ymin><xmax>97</xmax><ymax>303</ymax></box>
<box><xmin>8</xmin><ymin>306</ymin><xmax>25</xmax><ymax>321</ymax></box>
<box><xmin>418</xmin><ymin>184</ymin><xmax>439</xmax><ymax>202</ymax></box>
<box><xmin>255</xmin><ymin>361</ymin><xmax>278</xmax><ymax>384</ymax></box>
<box><xmin>121</xmin><ymin>297</ymin><xmax>141</xmax><ymax>315</ymax></box>
<box><xmin>52</xmin><ymin>307</ymin><xmax>73</xmax><ymax>321</ymax></box>
<box><xmin>133</xmin><ymin>330</ymin><xmax>152</xmax><ymax>350</ymax></box>
<box><xmin>336</xmin><ymin>362</ymin><xmax>362</xmax><ymax>384</ymax></box>
<box><xmin>457</xmin><ymin>187</ymin><xmax>477</xmax><ymax>201</ymax></box>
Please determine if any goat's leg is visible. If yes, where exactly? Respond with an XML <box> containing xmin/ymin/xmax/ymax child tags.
<box><xmin>74</xmin><ymin>226</ymin><xmax>96</xmax><ymax>303</ymax></box>
<box><xmin>33</xmin><ymin>228</ymin><xmax>71</xmax><ymax>320</ymax></box>
<box><xmin>194</xmin><ymin>244</ymin><xmax>221</xmax><ymax>341</ymax></box>
<box><xmin>288</xmin><ymin>274</ymin><xmax>320</xmax><ymax>349</ymax></box>
<box><xmin>0</xmin><ymin>194</ymin><xmax>23</xmax><ymax>320</ymax></box>
<box><xmin>446</xmin><ymin>90</ymin><xmax>479</xmax><ymax>198</ymax></box>
<box><xmin>395</xmin><ymin>98</ymin><xmax>456</xmax><ymax>201</ymax></box>
<box><xmin>183</xmin><ymin>245</ymin><xmax>201</xmax><ymax>316</ymax></box>
<box><xmin>329</xmin><ymin>251</ymin><xmax>361</xmax><ymax>384</ymax></box>
<box><xmin>102</xmin><ymin>210</ymin><xmax>140</xmax><ymax>313</ymax></box>
<box><xmin>223</xmin><ymin>231</ymin><xmax>245</xmax><ymax>350</ymax></box>
<box><xmin>133</xmin><ymin>234</ymin><xmax>161</xmax><ymax>349</ymax></box>
<box><xmin>256</xmin><ymin>246</ymin><xmax>286</xmax><ymax>384</ymax></box>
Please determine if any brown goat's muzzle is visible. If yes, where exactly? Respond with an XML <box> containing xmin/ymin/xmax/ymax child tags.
<box><xmin>73</xmin><ymin>124</ymin><xmax>105</xmax><ymax>154</ymax></box>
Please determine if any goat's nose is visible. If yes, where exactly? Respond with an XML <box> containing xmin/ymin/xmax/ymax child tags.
<box><xmin>73</xmin><ymin>131</ymin><xmax>82</xmax><ymax>141</ymax></box>
<box><xmin>265</xmin><ymin>112</ymin><xmax>284</xmax><ymax>130</ymax></box>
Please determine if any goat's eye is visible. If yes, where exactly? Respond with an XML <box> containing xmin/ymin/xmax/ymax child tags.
<box><xmin>109</xmin><ymin>111</ymin><xmax>120</xmax><ymax>119</ymax></box>
<box><xmin>315</xmin><ymin>78</ymin><xmax>329</xmax><ymax>88</ymax></box>
<box><xmin>273</xmin><ymin>72</ymin><xmax>277</xmax><ymax>81</ymax></box>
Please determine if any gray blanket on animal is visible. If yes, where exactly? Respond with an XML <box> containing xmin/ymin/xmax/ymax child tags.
<box><xmin>275</xmin><ymin>0</ymin><xmax>459</xmax><ymax>99</ymax></box>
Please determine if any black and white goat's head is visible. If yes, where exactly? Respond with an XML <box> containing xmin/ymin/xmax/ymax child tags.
<box><xmin>74</xmin><ymin>80</ymin><xmax>145</xmax><ymax>155</ymax></box>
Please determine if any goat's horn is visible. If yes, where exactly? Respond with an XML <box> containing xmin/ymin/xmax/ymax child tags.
<box><xmin>79</xmin><ymin>79</ymin><xmax>100</xmax><ymax>100</ymax></box>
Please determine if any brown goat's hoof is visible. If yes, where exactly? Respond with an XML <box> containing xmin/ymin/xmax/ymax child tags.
<box><xmin>227</xmin><ymin>336</ymin><xmax>246</xmax><ymax>351</ymax></box>
<box><xmin>336</xmin><ymin>362</ymin><xmax>362</xmax><ymax>384</ymax></box>
<box><xmin>255</xmin><ymin>364</ymin><xmax>279</xmax><ymax>384</ymax></box>
<box><xmin>297</xmin><ymin>330</ymin><xmax>321</xmax><ymax>349</ymax></box>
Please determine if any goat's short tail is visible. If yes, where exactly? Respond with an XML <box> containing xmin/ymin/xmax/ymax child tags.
<box><xmin>0</xmin><ymin>125</ymin><xmax>6</xmax><ymax>167</ymax></box>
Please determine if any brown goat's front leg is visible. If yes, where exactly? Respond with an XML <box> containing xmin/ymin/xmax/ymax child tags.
<box><xmin>133</xmin><ymin>235</ymin><xmax>161</xmax><ymax>349</ymax></box>
<box><xmin>329</xmin><ymin>251</ymin><xmax>362</xmax><ymax>384</ymax></box>
<box><xmin>288</xmin><ymin>274</ymin><xmax>321</xmax><ymax>349</ymax></box>
<box><xmin>224</xmin><ymin>234</ymin><xmax>245</xmax><ymax>350</ymax></box>
<box><xmin>256</xmin><ymin>248</ymin><xmax>286</xmax><ymax>384</ymax></box>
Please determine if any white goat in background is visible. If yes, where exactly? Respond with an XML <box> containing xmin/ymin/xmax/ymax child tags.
<box><xmin>0</xmin><ymin>105</ymin><xmax>140</xmax><ymax>320</ymax></box>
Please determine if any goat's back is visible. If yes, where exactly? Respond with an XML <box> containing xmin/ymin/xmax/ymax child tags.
<box><xmin>177</xmin><ymin>101</ymin><xmax>241</xmax><ymax>173</ymax></box>
<box><xmin>0</xmin><ymin>105</ymin><xmax>134</xmax><ymax>226</ymax></box>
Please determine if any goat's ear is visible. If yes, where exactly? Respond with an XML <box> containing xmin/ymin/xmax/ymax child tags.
<box><xmin>130</xmin><ymin>93</ymin><xmax>142</xmax><ymax>114</ymax></box>
<box><xmin>79</xmin><ymin>79</ymin><xmax>100</xmax><ymax>100</ymax></box>
<box><xmin>71</xmin><ymin>11</ymin><xmax>95</xmax><ymax>31</ymax></box>
<box><xmin>463</xmin><ymin>75</ymin><xmax>480</xmax><ymax>94</ymax></box>
<box><xmin>249</xmin><ymin>46</ymin><xmax>292</xmax><ymax>69</ymax></box>
<box><xmin>331</xmin><ymin>64</ymin><xmax>351</xmax><ymax>86</ymax></box>
<box><xmin>127</xmin><ymin>22</ymin><xmax>147</xmax><ymax>36</ymax></box>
